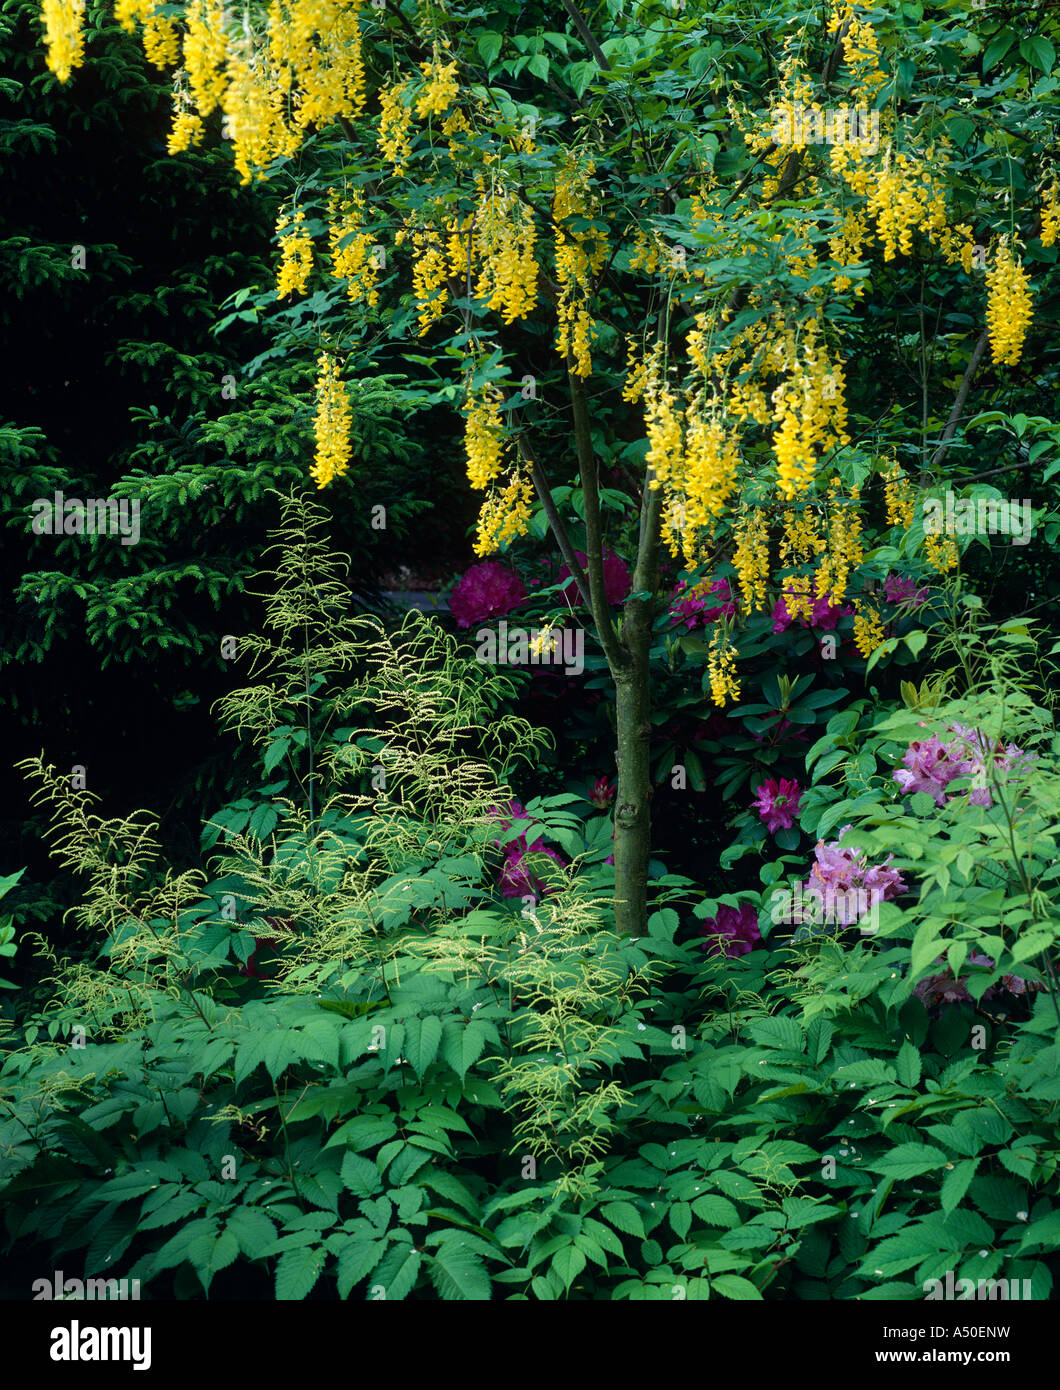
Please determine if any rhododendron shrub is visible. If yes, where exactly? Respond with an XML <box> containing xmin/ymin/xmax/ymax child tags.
<box><xmin>449</xmin><ymin>561</ymin><xmax>527</xmax><ymax>629</ymax></box>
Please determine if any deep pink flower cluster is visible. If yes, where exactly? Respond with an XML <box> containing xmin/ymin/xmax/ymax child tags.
<box><xmin>771</xmin><ymin>595</ymin><xmax>852</xmax><ymax>634</ymax></box>
<box><xmin>449</xmin><ymin>561</ymin><xmax>527</xmax><ymax>629</ymax></box>
<box><xmin>914</xmin><ymin>952</ymin><xmax>1040</xmax><ymax>1008</ymax></box>
<box><xmin>669</xmin><ymin>578</ymin><xmax>737</xmax><ymax>631</ymax></box>
<box><xmin>894</xmin><ymin>723</ymin><xmax>1033</xmax><ymax>809</ymax></box>
<box><xmin>753</xmin><ymin>778</ymin><xmax>802</xmax><ymax>833</ymax></box>
<box><xmin>558</xmin><ymin>549</ymin><xmax>631</xmax><ymax>606</ymax></box>
<box><xmin>588</xmin><ymin>776</ymin><xmax>615</xmax><ymax>808</ymax></box>
<box><xmin>796</xmin><ymin>825</ymin><xmax>907</xmax><ymax>926</ymax></box>
<box><xmin>883</xmin><ymin>574</ymin><xmax>929</xmax><ymax>608</ymax></box>
<box><xmin>699</xmin><ymin>902</ymin><xmax>762</xmax><ymax>958</ymax></box>
<box><xmin>490</xmin><ymin>800</ymin><xmax>565</xmax><ymax>898</ymax></box>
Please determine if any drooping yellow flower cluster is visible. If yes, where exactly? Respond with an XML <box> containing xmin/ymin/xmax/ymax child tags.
<box><xmin>473</xmin><ymin>467</ymin><xmax>535</xmax><ymax>557</ymax></box>
<box><xmin>707</xmin><ymin>631</ymin><xmax>741</xmax><ymax>708</ymax></box>
<box><xmin>275</xmin><ymin>208</ymin><xmax>313</xmax><ymax>298</ymax></box>
<box><xmin>815</xmin><ymin>481</ymin><xmax>863</xmax><ymax>606</ymax></box>
<box><xmin>779</xmin><ymin>506</ymin><xmax>827</xmax><ymax>568</ymax></box>
<box><xmin>882</xmin><ymin>459</ymin><xmax>916</xmax><ymax>529</ymax></box>
<box><xmin>464</xmin><ymin>386</ymin><xmax>507</xmax><ymax>491</ymax></box>
<box><xmin>414</xmin><ymin>47</ymin><xmax>459</xmax><ymax>118</ymax></box>
<box><xmin>378</xmin><ymin>78</ymin><xmax>415</xmax><ymax>173</ymax></box>
<box><xmin>41</xmin><ymin>0</ymin><xmax>85</xmax><ymax>82</ymax></box>
<box><xmin>852</xmin><ymin>600</ymin><xmax>885</xmax><ymax>659</ymax></box>
<box><xmin>472</xmin><ymin>187</ymin><xmax>538</xmax><ymax>325</ymax></box>
<box><xmin>183</xmin><ymin>0</ymin><xmax>227</xmax><ymax>114</ymax></box>
<box><xmin>732</xmin><ymin>506</ymin><xmax>771</xmax><ymax>612</ymax></box>
<box><xmin>923</xmin><ymin>531</ymin><xmax>959</xmax><ymax>574</ymax></box>
<box><xmin>985</xmin><ymin>238</ymin><xmax>1034</xmax><ymax>367</ymax></box>
<box><xmin>311</xmin><ymin>354</ymin><xmax>352</xmax><ymax>489</ymax></box>
<box><xmin>552</xmin><ymin>159</ymin><xmax>608</xmax><ymax>376</ymax></box>
<box><xmin>1042</xmin><ymin>180</ymin><xmax>1060</xmax><ymax>248</ymax></box>
<box><xmin>771</xmin><ymin>322</ymin><xmax>850</xmax><ymax>500</ymax></box>
<box><xmin>93</xmin><ymin>0</ymin><xmax>372</xmax><ymax>182</ymax></box>
<box><xmin>328</xmin><ymin>189</ymin><xmax>381</xmax><ymax>307</ymax></box>
<box><xmin>410</xmin><ymin>228</ymin><xmax>452</xmax><ymax>333</ymax></box>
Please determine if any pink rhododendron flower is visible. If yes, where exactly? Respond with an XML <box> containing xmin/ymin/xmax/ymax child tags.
<box><xmin>894</xmin><ymin>724</ymin><xmax>1033</xmax><ymax>809</ymax></box>
<box><xmin>669</xmin><ymin>578</ymin><xmax>736</xmax><ymax>630</ymax></box>
<box><xmin>790</xmin><ymin>825</ymin><xmax>907</xmax><ymax>927</ymax></box>
<box><xmin>489</xmin><ymin>801</ymin><xmax>565</xmax><ymax>897</ymax></box>
<box><xmin>883</xmin><ymin>574</ymin><xmax>929</xmax><ymax>609</ymax></box>
<box><xmin>753</xmin><ymin>778</ymin><xmax>802</xmax><ymax>833</ymax></box>
<box><xmin>449</xmin><ymin>561</ymin><xmax>527</xmax><ymax>629</ymax></box>
<box><xmin>558</xmin><ymin>549</ymin><xmax>631</xmax><ymax>606</ymax></box>
<box><xmin>499</xmin><ymin>842</ymin><xmax>566</xmax><ymax>897</ymax></box>
<box><xmin>699</xmin><ymin>903</ymin><xmax>762</xmax><ymax>958</ymax></box>
<box><xmin>588</xmin><ymin>776</ymin><xmax>615</xmax><ymax>808</ymax></box>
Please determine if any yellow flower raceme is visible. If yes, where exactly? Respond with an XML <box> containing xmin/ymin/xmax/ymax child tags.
<box><xmin>411</xmin><ymin>231</ymin><xmax>450</xmax><ymax>333</ymax></box>
<box><xmin>42</xmin><ymin>0</ymin><xmax>86</xmax><ymax>82</ymax></box>
<box><xmin>275</xmin><ymin>208</ymin><xmax>313</xmax><ymax>298</ymax></box>
<box><xmin>552</xmin><ymin>159</ymin><xmax>607</xmax><ymax>376</ymax></box>
<box><xmin>924</xmin><ymin>530</ymin><xmax>958</xmax><ymax>574</ymax></box>
<box><xmin>771</xmin><ymin>325</ymin><xmax>850</xmax><ymax>500</ymax></box>
<box><xmin>311</xmin><ymin>354</ymin><xmax>352</xmax><ymax>489</ymax></box>
<box><xmin>732</xmin><ymin>506</ymin><xmax>770</xmax><ymax>612</ymax></box>
<box><xmin>378</xmin><ymin>78</ymin><xmax>414</xmax><ymax>172</ymax></box>
<box><xmin>473</xmin><ymin>467</ymin><xmax>534</xmax><ymax>557</ymax></box>
<box><xmin>183</xmin><ymin>0</ymin><xmax>228</xmax><ymax>117</ymax></box>
<box><xmin>1042</xmin><ymin>180</ymin><xmax>1060</xmax><ymax>248</ymax></box>
<box><xmin>472</xmin><ymin>187</ymin><xmax>538</xmax><ymax>325</ymax></box>
<box><xmin>882</xmin><ymin>459</ymin><xmax>915</xmax><ymax>529</ymax></box>
<box><xmin>415</xmin><ymin>48</ymin><xmax>458</xmax><ymax>118</ymax></box>
<box><xmin>167</xmin><ymin>107</ymin><xmax>205</xmax><ymax>154</ymax></box>
<box><xmin>815</xmin><ymin>481</ymin><xmax>863</xmax><ymax>607</ymax></box>
<box><xmin>853</xmin><ymin>600</ymin><xmax>885</xmax><ymax>659</ymax></box>
<box><xmin>328</xmin><ymin>190</ymin><xmax>381</xmax><ymax>308</ymax></box>
<box><xmin>985</xmin><ymin>239</ymin><xmax>1033</xmax><ymax>367</ymax></box>
<box><xmin>707</xmin><ymin>631</ymin><xmax>741</xmax><ymax>709</ymax></box>
<box><xmin>464</xmin><ymin>387</ymin><xmax>507</xmax><ymax>491</ymax></box>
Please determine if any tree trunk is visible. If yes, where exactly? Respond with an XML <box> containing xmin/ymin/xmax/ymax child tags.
<box><xmin>612</xmin><ymin>488</ymin><xmax>662</xmax><ymax>937</ymax></box>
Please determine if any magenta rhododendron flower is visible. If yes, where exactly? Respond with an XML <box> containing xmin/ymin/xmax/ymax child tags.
<box><xmin>558</xmin><ymin>549</ymin><xmax>631</xmax><ymax>606</ymax></box>
<box><xmin>588</xmin><ymin>776</ymin><xmax>615</xmax><ymax>808</ymax></box>
<box><xmin>894</xmin><ymin>724</ymin><xmax>1033</xmax><ymax>809</ymax></box>
<box><xmin>489</xmin><ymin>801</ymin><xmax>566</xmax><ymax>897</ymax></box>
<box><xmin>699</xmin><ymin>903</ymin><xmax>762</xmax><ymax>958</ymax></box>
<box><xmin>883</xmin><ymin>574</ymin><xmax>929</xmax><ymax>608</ymax></box>
<box><xmin>772</xmin><ymin>595</ymin><xmax>851</xmax><ymax>633</ymax></box>
<box><xmin>753</xmin><ymin>778</ymin><xmax>802</xmax><ymax>833</ymax></box>
<box><xmin>669</xmin><ymin>578</ymin><xmax>736</xmax><ymax>630</ymax></box>
<box><xmin>449</xmin><ymin>561</ymin><xmax>527</xmax><ymax>629</ymax></box>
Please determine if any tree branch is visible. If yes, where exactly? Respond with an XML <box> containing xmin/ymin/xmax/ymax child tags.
<box><xmin>515</xmin><ymin>432</ymin><xmax>594</xmax><ymax>612</ymax></box>
<box><xmin>927</xmin><ymin>328</ymin><xmax>990</xmax><ymax>476</ymax></box>
<box><xmin>569</xmin><ymin>367</ymin><xmax>629</xmax><ymax>673</ymax></box>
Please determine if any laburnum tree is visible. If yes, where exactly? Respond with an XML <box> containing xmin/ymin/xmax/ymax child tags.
<box><xmin>39</xmin><ymin>0</ymin><xmax>1060</xmax><ymax>935</ymax></box>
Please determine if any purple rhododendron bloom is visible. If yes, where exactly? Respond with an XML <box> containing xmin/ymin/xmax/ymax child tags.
<box><xmin>793</xmin><ymin>825</ymin><xmax>907</xmax><ymax>927</ymax></box>
<box><xmin>489</xmin><ymin>800</ymin><xmax>566</xmax><ymax>897</ymax></box>
<box><xmin>559</xmin><ymin>549</ymin><xmax>631</xmax><ymax>606</ymax></box>
<box><xmin>883</xmin><ymin>574</ymin><xmax>929</xmax><ymax>608</ymax></box>
<box><xmin>449</xmin><ymin>561</ymin><xmax>527</xmax><ymax>629</ymax></box>
<box><xmin>753</xmin><ymin>777</ymin><xmax>802</xmax><ymax>833</ymax></box>
<box><xmin>499</xmin><ymin>842</ymin><xmax>566</xmax><ymax>897</ymax></box>
<box><xmin>894</xmin><ymin>724</ymin><xmax>1034</xmax><ymax>809</ymax></box>
<box><xmin>699</xmin><ymin>903</ymin><xmax>762</xmax><ymax>958</ymax></box>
